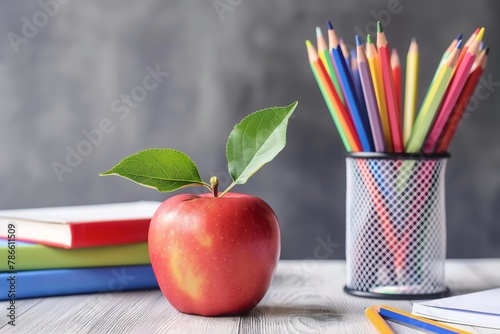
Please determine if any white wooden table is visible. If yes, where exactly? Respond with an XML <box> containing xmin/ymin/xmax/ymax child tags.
<box><xmin>2</xmin><ymin>260</ymin><xmax>499</xmax><ymax>333</ymax></box>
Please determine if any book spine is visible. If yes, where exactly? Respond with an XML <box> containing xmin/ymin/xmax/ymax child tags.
<box><xmin>0</xmin><ymin>265</ymin><xmax>158</xmax><ymax>300</ymax></box>
<box><xmin>69</xmin><ymin>219</ymin><xmax>151</xmax><ymax>248</ymax></box>
<box><xmin>0</xmin><ymin>243</ymin><xmax>151</xmax><ymax>271</ymax></box>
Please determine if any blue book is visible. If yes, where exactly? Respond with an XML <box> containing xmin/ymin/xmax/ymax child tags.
<box><xmin>0</xmin><ymin>265</ymin><xmax>159</xmax><ymax>300</ymax></box>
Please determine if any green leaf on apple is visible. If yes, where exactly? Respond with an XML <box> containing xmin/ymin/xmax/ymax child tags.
<box><xmin>99</xmin><ymin>148</ymin><xmax>210</xmax><ymax>192</ymax></box>
<box><xmin>222</xmin><ymin>101</ymin><xmax>298</xmax><ymax>196</ymax></box>
<box><xmin>100</xmin><ymin>102</ymin><xmax>298</xmax><ymax>196</ymax></box>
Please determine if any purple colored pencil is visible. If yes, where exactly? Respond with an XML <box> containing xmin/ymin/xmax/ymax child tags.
<box><xmin>356</xmin><ymin>36</ymin><xmax>385</xmax><ymax>152</ymax></box>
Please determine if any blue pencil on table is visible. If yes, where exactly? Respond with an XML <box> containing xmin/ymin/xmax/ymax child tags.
<box><xmin>328</xmin><ymin>24</ymin><xmax>374</xmax><ymax>151</ymax></box>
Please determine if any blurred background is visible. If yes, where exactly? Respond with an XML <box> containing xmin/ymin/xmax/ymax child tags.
<box><xmin>1</xmin><ymin>0</ymin><xmax>499</xmax><ymax>259</ymax></box>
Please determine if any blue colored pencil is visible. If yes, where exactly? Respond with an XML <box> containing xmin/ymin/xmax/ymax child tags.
<box><xmin>351</xmin><ymin>48</ymin><xmax>368</xmax><ymax>119</ymax></box>
<box><xmin>329</xmin><ymin>25</ymin><xmax>374</xmax><ymax>151</ymax></box>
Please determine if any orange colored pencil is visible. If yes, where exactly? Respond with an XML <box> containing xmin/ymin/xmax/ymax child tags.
<box><xmin>366</xmin><ymin>35</ymin><xmax>393</xmax><ymax>151</ymax></box>
<box><xmin>377</xmin><ymin>22</ymin><xmax>403</xmax><ymax>152</ymax></box>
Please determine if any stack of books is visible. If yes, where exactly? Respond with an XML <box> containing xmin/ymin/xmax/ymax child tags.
<box><xmin>0</xmin><ymin>201</ymin><xmax>161</xmax><ymax>300</ymax></box>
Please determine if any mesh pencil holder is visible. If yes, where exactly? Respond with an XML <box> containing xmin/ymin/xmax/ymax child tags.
<box><xmin>344</xmin><ymin>152</ymin><xmax>450</xmax><ymax>299</ymax></box>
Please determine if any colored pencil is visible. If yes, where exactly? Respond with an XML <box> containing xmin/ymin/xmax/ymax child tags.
<box><xmin>366</xmin><ymin>34</ymin><xmax>393</xmax><ymax>151</ymax></box>
<box><xmin>316</xmin><ymin>27</ymin><xmax>330</xmax><ymax>73</ymax></box>
<box><xmin>306</xmin><ymin>40</ymin><xmax>361</xmax><ymax>152</ymax></box>
<box><xmin>365</xmin><ymin>307</ymin><xmax>395</xmax><ymax>334</ymax></box>
<box><xmin>340</xmin><ymin>38</ymin><xmax>351</xmax><ymax>72</ymax></box>
<box><xmin>436</xmin><ymin>48</ymin><xmax>488</xmax><ymax>152</ymax></box>
<box><xmin>423</xmin><ymin>28</ymin><xmax>484</xmax><ymax>152</ymax></box>
<box><xmin>351</xmin><ymin>49</ymin><xmax>364</xmax><ymax>105</ymax></box>
<box><xmin>391</xmin><ymin>48</ymin><xmax>402</xmax><ymax>115</ymax></box>
<box><xmin>455</xmin><ymin>28</ymin><xmax>480</xmax><ymax>71</ymax></box>
<box><xmin>444</xmin><ymin>34</ymin><xmax>463</xmax><ymax>62</ymax></box>
<box><xmin>326</xmin><ymin>21</ymin><xmax>346</xmax><ymax>106</ymax></box>
<box><xmin>406</xmin><ymin>41</ymin><xmax>461</xmax><ymax>153</ymax></box>
<box><xmin>351</xmin><ymin>48</ymin><xmax>370</xmax><ymax>138</ymax></box>
<box><xmin>357</xmin><ymin>36</ymin><xmax>386</xmax><ymax>152</ymax></box>
<box><xmin>419</xmin><ymin>34</ymin><xmax>461</xmax><ymax>115</ymax></box>
<box><xmin>403</xmin><ymin>38</ymin><xmax>419</xmax><ymax>145</ymax></box>
<box><xmin>377</xmin><ymin>22</ymin><xmax>403</xmax><ymax>152</ymax></box>
<box><xmin>318</xmin><ymin>26</ymin><xmax>345</xmax><ymax>105</ymax></box>
<box><xmin>329</xmin><ymin>25</ymin><xmax>374</xmax><ymax>151</ymax></box>
<box><xmin>375</xmin><ymin>306</ymin><xmax>471</xmax><ymax>334</ymax></box>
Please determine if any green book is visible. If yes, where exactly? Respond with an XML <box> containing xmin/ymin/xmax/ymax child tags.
<box><xmin>0</xmin><ymin>239</ymin><xmax>150</xmax><ymax>271</ymax></box>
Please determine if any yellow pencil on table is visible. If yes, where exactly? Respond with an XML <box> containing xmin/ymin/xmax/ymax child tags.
<box><xmin>365</xmin><ymin>307</ymin><xmax>395</xmax><ymax>334</ymax></box>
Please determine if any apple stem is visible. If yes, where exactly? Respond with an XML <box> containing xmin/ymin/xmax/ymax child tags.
<box><xmin>210</xmin><ymin>176</ymin><xmax>219</xmax><ymax>197</ymax></box>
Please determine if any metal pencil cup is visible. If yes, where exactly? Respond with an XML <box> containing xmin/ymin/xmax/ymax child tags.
<box><xmin>344</xmin><ymin>153</ymin><xmax>450</xmax><ymax>299</ymax></box>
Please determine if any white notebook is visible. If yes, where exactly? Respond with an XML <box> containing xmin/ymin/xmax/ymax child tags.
<box><xmin>412</xmin><ymin>288</ymin><xmax>500</xmax><ymax>329</ymax></box>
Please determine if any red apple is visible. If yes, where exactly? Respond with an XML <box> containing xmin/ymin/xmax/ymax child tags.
<box><xmin>148</xmin><ymin>192</ymin><xmax>280</xmax><ymax>316</ymax></box>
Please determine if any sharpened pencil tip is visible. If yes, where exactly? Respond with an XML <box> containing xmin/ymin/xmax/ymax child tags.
<box><xmin>456</xmin><ymin>39</ymin><xmax>463</xmax><ymax>49</ymax></box>
<box><xmin>350</xmin><ymin>49</ymin><xmax>357</xmax><ymax>59</ymax></box>
<box><xmin>377</xmin><ymin>21</ymin><xmax>383</xmax><ymax>33</ymax></box>
<box><xmin>485</xmin><ymin>46</ymin><xmax>490</xmax><ymax>55</ymax></box>
<box><xmin>474</xmin><ymin>27</ymin><xmax>480</xmax><ymax>34</ymax></box>
<box><xmin>456</xmin><ymin>33</ymin><xmax>463</xmax><ymax>41</ymax></box>
<box><xmin>305</xmin><ymin>40</ymin><xmax>313</xmax><ymax>48</ymax></box>
<box><xmin>327</xmin><ymin>20</ymin><xmax>333</xmax><ymax>30</ymax></box>
<box><xmin>476</xmin><ymin>27</ymin><xmax>485</xmax><ymax>41</ymax></box>
<box><xmin>316</xmin><ymin>27</ymin><xmax>322</xmax><ymax>38</ymax></box>
<box><xmin>411</xmin><ymin>37</ymin><xmax>417</xmax><ymax>43</ymax></box>
<box><xmin>366</xmin><ymin>34</ymin><xmax>372</xmax><ymax>44</ymax></box>
<box><xmin>355</xmin><ymin>35</ymin><xmax>362</xmax><ymax>46</ymax></box>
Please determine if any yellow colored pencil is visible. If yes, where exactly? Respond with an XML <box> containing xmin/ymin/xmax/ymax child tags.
<box><xmin>365</xmin><ymin>307</ymin><xmax>395</xmax><ymax>334</ymax></box>
<box><xmin>406</xmin><ymin>42</ymin><xmax>460</xmax><ymax>152</ymax></box>
<box><xmin>366</xmin><ymin>34</ymin><xmax>393</xmax><ymax>151</ymax></box>
<box><xmin>403</xmin><ymin>38</ymin><xmax>419</xmax><ymax>144</ymax></box>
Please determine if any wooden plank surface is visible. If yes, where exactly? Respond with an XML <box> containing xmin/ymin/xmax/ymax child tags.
<box><xmin>1</xmin><ymin>260</ymin><xmax>499</xmax><ymax>333</ymax></box>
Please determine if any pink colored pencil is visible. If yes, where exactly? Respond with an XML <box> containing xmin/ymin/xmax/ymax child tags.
<box><xmin>436</xmin><ymin>49</ymin><xmax>488</xmax><ymax>152</ymax></box>
<box><xmin>423</xmin><ymin>28</ymin><xmax>484</xmax><ymax>152</ymax></box>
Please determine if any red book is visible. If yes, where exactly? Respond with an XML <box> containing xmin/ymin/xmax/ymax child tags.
<box><xmin>0</xmin><ymin>201</ymin><xmax>161</xmax><ymax>248</ymax></box>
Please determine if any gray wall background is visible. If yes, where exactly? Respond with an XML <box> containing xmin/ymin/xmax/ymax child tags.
<box><xmin>1</xmin><ymin>0</ymin><xmax>499</xmax><ymax>259</ymax></box>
